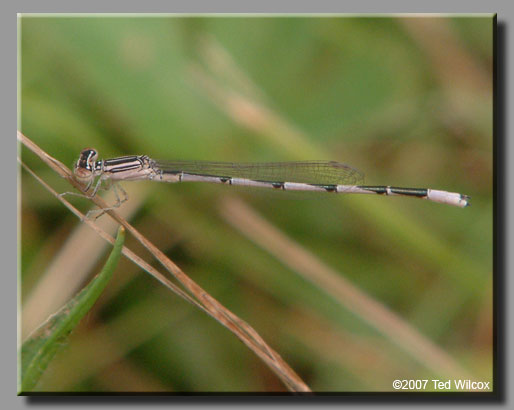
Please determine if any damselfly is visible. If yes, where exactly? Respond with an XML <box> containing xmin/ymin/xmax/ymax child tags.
<box><xmin>73</xmin><ymin>148</ymin><xmax>470</xmax><ymax>208</ymax></box>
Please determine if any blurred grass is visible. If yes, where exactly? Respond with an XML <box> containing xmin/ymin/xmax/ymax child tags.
<box><xmin>19</xmin><ymin>15</ymin><xmax>493</xmax><ymax>392</ymax></box>
<box><xmin>20</xmin><ymin>227</ymin><xmax>125</xmax><ymax>392</ymax></box>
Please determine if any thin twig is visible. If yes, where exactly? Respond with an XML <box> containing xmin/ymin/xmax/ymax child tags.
<box><xmin>18</xmin><ymin>158</ymin><xmax>205</xmax><ymax>315</ymax></box>
<box><xmin>18</xmin><ymin>131</ymin><xmax>311</xmax><ymax>392</ymax></box>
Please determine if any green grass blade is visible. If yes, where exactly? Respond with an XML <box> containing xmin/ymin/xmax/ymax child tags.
<box><xmin>19</xmin><ymin>226</ymin><xmax>125</xmax><ymax>393</ymax></box>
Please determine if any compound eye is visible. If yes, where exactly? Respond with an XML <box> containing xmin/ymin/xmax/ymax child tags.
<box><xmin>74</xmin><ymin>148</ymin><xmax>98</xmax><ymax>184</ymax></box>
<box><xmin>81</xmin><ymin>148</ymin><xmax>98</xmax><ymax>163</ymax></box>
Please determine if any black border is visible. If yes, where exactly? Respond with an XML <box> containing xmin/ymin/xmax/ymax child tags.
<box><xmin>18</xmin><ymin>14</ymin><xmax>501</xmax><ymax>403</ymax></box>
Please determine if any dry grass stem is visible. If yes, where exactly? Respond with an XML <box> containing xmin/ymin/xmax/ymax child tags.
<box><xmin>18</xmin><ymin>131</ymin><xmax>311</xmax><ymax>393</ymax></box>
<box><xmin>21</xmin><ymin>184</ymin><xmax>148</xmax><ymax>339</ymax></box>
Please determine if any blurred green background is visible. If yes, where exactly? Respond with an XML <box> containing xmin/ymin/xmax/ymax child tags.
<box><xmin>19</xmin><ymin>15</ymin><xmax>493</xmax><ymax>392</ymax></box>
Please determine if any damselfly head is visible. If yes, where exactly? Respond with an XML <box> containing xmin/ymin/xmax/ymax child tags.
<box><xmin>73</xmin><ymin>148</ymin><xmax>98</xmax><ymax>184</ymax></box>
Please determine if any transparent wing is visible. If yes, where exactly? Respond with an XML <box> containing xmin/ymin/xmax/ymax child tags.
<box><xmin>151</xmin><ymin>160</ymin><xmax>365</xmax><ymax>185</ymax></box>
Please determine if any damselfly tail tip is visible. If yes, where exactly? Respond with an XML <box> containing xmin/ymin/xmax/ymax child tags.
<box><xmin>461</xmin><ymin>194</ymin><xmax>471</xmax><ymax>207</ymax></box>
